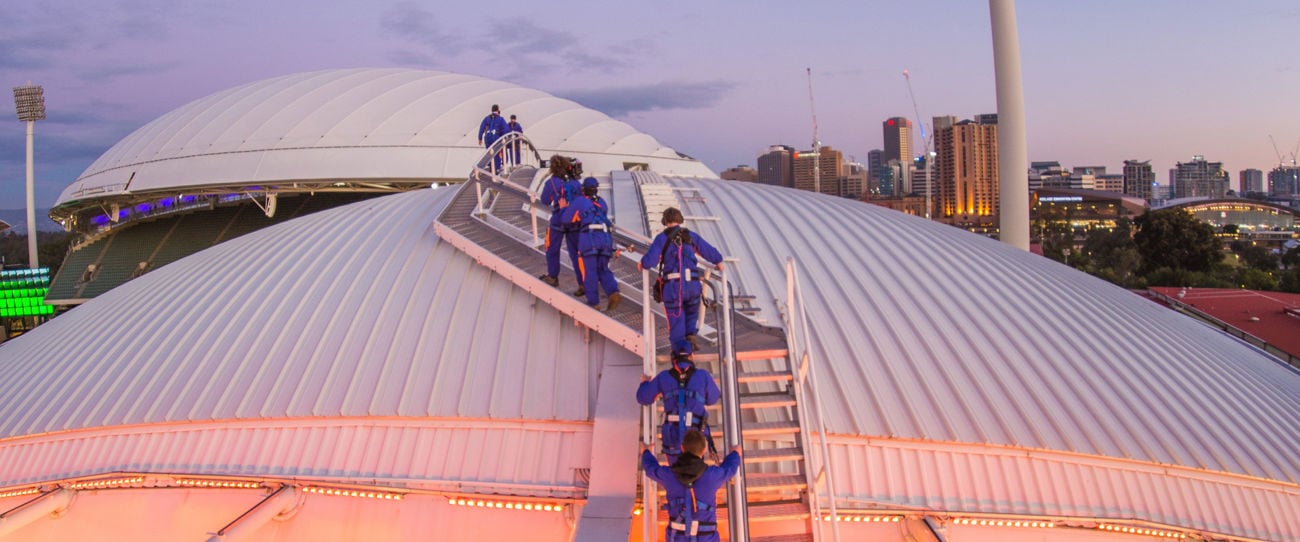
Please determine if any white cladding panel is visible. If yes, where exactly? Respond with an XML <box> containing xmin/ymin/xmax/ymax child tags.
<box><xmin>665</xmin><ymin>177</ymin><xmax>1300</xmax><ymax>485</ymax></box>
<box><xmin>56</xmin><ymin>68</ymin><xmax>713</xmax><ymax>204</ymax></box>
<box><xmin>0</xmin><ymin>188</ymin><xmax>631</xmax><ymax>436</ymax></box>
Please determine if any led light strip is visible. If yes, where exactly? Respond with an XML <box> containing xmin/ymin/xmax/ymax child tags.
<box><xmin>0</xmin><ymin>487</ymin><xmax>41</xmax><ymax>499</ymax></box>
<box><xmin>176</xmin><ymin>479</ymin><xmax>263</xmax><ymax>489</ymax></box>
<box><xmin>446</xmin><ymin>497</ymin><xmax>564</xmax><ymax>512</ymax></box>
<box><xmin>1099</xmin><ymin>524</ymin><xmax>1186</xmax><ymax>538</ymax></box>
<box><xmin>65</xmin><ymin>476</ymin><xmax>145</xmax><ymax>489</ymax></box>
<box><xmin>816</xmin><ymin>514</ymin><xmax>902</xmax><ymax>522</ymax></box>
<box><xmin>302</xmin><ymin>486</ymin><xmax>404</xmax><ymax>500</ymax></box>
<box><xmin>953</xmin><ymin>518</ymin><xmax>1054</xmax><ymax>528</ymax></box>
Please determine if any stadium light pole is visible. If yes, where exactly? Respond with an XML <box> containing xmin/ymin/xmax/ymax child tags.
<box><xmin>13</xmin><ymin>84</ymin><xmax>46</xmax><ymax>269</ymax></box>
<box><xmin>989</xmin><ymin>0</ymin><xmax>1030</xmax><ymax>250</ymax></box>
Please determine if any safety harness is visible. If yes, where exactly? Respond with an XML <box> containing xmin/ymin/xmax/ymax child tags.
<box><xmin>654</xmin><ymin>226</ymin><xmax>696</xmax><ymax>307</ymax></box>
<box><xmin>663</xmin><ymin>364</ymin><xmax>719</xmax><ymax>459</ymax></box>
<box><xmin>668</xmin><ymin>485</ymin><xmax>717</xmax><ymax>539</ymax></box>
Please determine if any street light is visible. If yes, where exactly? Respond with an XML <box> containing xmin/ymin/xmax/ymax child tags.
<box><xmin>13</xmin><ymin>83</ymin><xmax>45</xmax><ymax>269</ymax></box>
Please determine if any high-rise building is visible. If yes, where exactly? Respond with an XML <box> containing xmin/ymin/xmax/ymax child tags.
<box><xmin>1123</xmin><ymin>160</ymin><xmax>1155</xmax><ymax>201</ymax></box>
<box><xmin>867</xmin><ymin>149</ymin><xmax>885</xmax><ymax>190</ymax></box>
<box><xmin>1172</xmin><ymin>156</ymin><xmax>1228</xmax><ymax>199</ymax></box>
<box><xmin>933</xmin><ymin>115</ymin><xmax>998</xmax><ymax>225</ymax></box>
<box><xmin>756</xmin><ymin>145</ymin><xmax>795</xmax><ymax>187</ymax></box>
<box><xmin>1269</xmin><ymin>166</ymin><xmax>1300</xmax><ymax>198</ymax></box>
<box><xmin>883</xmin><ymin>118</ymin><xmax>912</xmax><ymax>195</ymax></box>
<box><xmin>720</xmin><ymin>165</ymin><xmax>757</xmax><ymax>182</ymax></box>
<box><xmin>911</xmin><ymin>155</ymin><xmax>930</xmax><ymax>201</ymax></box>
<box><xmin>1239</xmin><ymin>168</ymin><xmax>1264</xmax><ymax>194</ymax></box>
<box><xmin>793</xmin><ymin>145</ymin><xmax>845</xmax><ymax>196</ymax></box>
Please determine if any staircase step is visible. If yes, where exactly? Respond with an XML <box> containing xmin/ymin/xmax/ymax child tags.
<box><xmin>740</xmin><ymin>392</ymin><xmax>796</xmax><ymax>409</ymax></box>
<box><xmin>736</xmin><ymin>349</ymin><xmax>789</xmax><ymax>361</ymax></box>
<box><xmin>745</xmin><ymin>474</ymin><xmax>807</xmax><ymax>492</ymax></box>
<box><xmin>745</xmin><ymin>500</ymin><xmax>809</xmax><ymax>522</ymax></box>
<box><xmin>737</xmin><ymin>370</ymin><xmax>793</xmax><ymax>384</ymax></box>
<box><xmin>743</xmin><ymin>446</ymin><xmax>804</xmax><ymax>464</ymax></box>
<box><xmin>741</xmin><ymin>421</ymin><xmax>801</xmax><ymax>436</ymax></box>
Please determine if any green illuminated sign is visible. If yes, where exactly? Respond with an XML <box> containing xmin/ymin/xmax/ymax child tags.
<box><xmin>0</xmin><ymin>268</ymin><xmax>53</xmax><ymax>318</ymax></box>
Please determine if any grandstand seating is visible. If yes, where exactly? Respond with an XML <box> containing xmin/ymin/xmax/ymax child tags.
<box><xmin>47</xmin><ymin>192</ymin><xmax>383</xmax><ymax>304</ymax></box>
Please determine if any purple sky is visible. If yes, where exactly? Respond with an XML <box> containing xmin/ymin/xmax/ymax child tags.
<box><xmin>3</xmin><ymin>0</ymin><xmax>1299</xmax><ymax>208</ymax></box>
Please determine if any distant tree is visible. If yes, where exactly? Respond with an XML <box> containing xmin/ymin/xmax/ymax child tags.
<box><xmin>1222</xmin><ymin>224</ymin><xmax>1239</xmax><ymax>236</ymax></box>
<box><xmin>1133</xmin><ymin>209</ymin><xmax>1221</xmax><ymax>274</ymax></box>
<box><xmin>1236</xmin><ymin>243</ymin><xmax>1280</xmax><ymax>271</ymax></box>
<box><xmin>1236</xmin><ymin>268</ymin><xmax>1277</xmax><ymax>290</ymax></box>
<box><xmin>0</xmin><ymin>231</ymin><xmax>75</xmax><ymax>275</ymax></box>
<box><xmin>1280</xmin><ymin>267</ymin><xmax>1300</xmax><ymax>293</ymax></box>
<box><xmin>1080</xmin><ymin>220</ymin><xmax>1141</xmax><ymax>287</ymax></box>
<box><xmin>1039</xmin><ymin>221</ymin><xmax>1074</xmax><ymax>264</ymax></box>
<box><xmin>1282</xmin><ymin>245</ymin><xmax>1300</xmax><ymax>269</ymax></box>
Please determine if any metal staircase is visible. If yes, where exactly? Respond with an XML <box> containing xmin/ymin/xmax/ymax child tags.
<box><xmin>432</xmin><ymin>135</ymin><xmax>836</xmax><ymax>542</ymax></box>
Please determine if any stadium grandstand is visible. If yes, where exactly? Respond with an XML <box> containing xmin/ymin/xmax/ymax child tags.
<box><xmin>0</xmin><ymin>69</ymin><xmax>1295</xmax><ymax>541</ymax></box>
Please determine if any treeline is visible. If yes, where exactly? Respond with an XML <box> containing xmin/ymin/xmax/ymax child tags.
<box><xmin>1044</xmin><ymin>208</ymin><xmax>1300</xmax><ymax>292</ymax></box>
<box><xmin>0</xmin><ymin>231</ymin><xmax>76</xmax><ymax>275</ymax></box>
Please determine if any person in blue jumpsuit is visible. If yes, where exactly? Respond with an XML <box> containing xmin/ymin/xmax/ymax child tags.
<box><xmin>507</xmin><ymin>114</ymin><xmax>524</xmax><ymax>166</ymax></box>
<box><xmin>641</xmin><ymin>429</ymin><xmax>741</xmax><ymax>542</ymax></box>
<box><xmin>563</xmin><ymin>177</ymin><xmax>621</xmax><ymax>311</ymax></box>
<box><xmin>537</xmin><ymin>156</ymin><xmax>582</xmax><ymax>289</ymax></box>
<box><xmin>477</xmin><ymin>104</ymin><xmax>509</xmax><ymax>172</ymax></box>
<box><xmin>637</xmin><ymin>340</ymin><xmax>720</xmax><ymax>464</ymax></box>
<box><xmin>639</xmin><ymin>207</ymin><xmax>724</xmax><ymax>349</ymax></box>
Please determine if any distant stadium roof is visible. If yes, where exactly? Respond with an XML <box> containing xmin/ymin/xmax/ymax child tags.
<box><xmin>54</xmin><ymin>68</ymin><xmax>713</xmax><ymax>210</ymax></box>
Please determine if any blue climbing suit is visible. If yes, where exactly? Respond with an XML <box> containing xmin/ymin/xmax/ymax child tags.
<box><xmin>641</xmin><ymin>449</ymin><xmax>740</xmax><ymax>542</ymax></box>
<box><xmin>564</xmin><ymin>192</ymin><xmax>618</xmax><ymax>306</ymax></box>
<box><xmin>540</xmin><ymin>175</ymin><xmax>582</xmax><ymax>284</ymax></box>
<box><xmin>640</xmin><ymin>226</ymin><xmax>724</xmax><ymax>346</ymax></box>
<box><xmin>507</xmin><ymin>119</ymin><xmax>524</xmax><ymax>165</ymax></box>
<box><xmin>636</xmin><ymin>361</ymin><xmax>721</xmax><ymax>464</ymax></box>
<box><xmin>478</xmin><ymin>113</ymin><xmax>510</xmax><ymax>171</ymax></box>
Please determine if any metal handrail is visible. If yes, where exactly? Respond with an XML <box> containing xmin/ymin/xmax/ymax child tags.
<box><xmin>717</xmin><ymin>267</ymin><xmax>749</xmax><ymax>542</ymax></box>
<box><xmin>785</xmin><ymin>257</ymin><xmax>839</xmax><ymax>541</ymax></box>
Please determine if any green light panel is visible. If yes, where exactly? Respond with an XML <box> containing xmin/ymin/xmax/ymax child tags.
<box><xmin>0</xmin><ymin>268</ymin><xmax>52</xmax><ymax>318</ymax></box>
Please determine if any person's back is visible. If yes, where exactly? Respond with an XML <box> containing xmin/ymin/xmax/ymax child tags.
<box><xmin>638</xmin><ymin>207</ymin><xmax>725</xmax><ymax>347</ymax></box>
<box><xmin>637</xmin><ymin>340</ymin><xmax>720</xmax><ymax>462</ymax></box>
<box><xmin>641</xmin><ymin>429</ymin><xmax>740</xmax><ymax>542</ymax></box>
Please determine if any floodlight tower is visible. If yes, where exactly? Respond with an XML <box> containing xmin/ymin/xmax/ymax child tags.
<box><xmin>13</xmin><ymin>84</ymin><xmax>46</xmax><ymax>269</ymax></box>
<box><xmin>989</xmin><ymin>0</ymin><xmax>1029</xmax><ymax>250</ymax></box>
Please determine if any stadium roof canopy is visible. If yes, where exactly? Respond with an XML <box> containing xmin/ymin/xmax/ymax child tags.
<box><xmin>52</xmin><ymin>68</ymin><xmax>713</xmax><ymax>218</ymax></box>
<box><xmin>3</xmin><ymin>178</ymin><xmax>1299</xmax><ymax>539</ymax></box>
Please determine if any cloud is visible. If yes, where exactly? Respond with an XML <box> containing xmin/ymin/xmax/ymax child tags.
<box><xmin>380</xmin><ymin>2</ymin><xmax>468</xmax><ymax>55</ymax></box>
<box><xmin>558</xmin><ymin>81</ymin><xmax>736</xmax><ymax>117</ymax></box>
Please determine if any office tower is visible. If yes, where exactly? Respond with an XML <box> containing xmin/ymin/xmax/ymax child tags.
<box><xmin>1269</xmin><ymin>166</ymin><xmax>1300</xmax><ymax>198</ymax></box>
<box><xmin>883</xmin><ymin>118</ymin><xmax>912</xmax><ymax>195</ymax></box>
<box><xmin>756</xmin><ymin>145</ymin><xmax>795</xmax><ymax>187</ymax></box>
<box><xmin>867</xmin><ymin>149</ymin><xmax>885</xmax><ymax>187</ymax></box>
<box><xmin>933</xmin><ymin>116</ymin><xmax>999</xmax><ymax>224</ymax></box>
<box><xmin>793</xmin><ymin>145</ymin><xmax>845</xmax><ymax>196</ymax></box>
<box><xmin>1123</xmin><ymin>160</ymin><xmax>1155</xmax><ymax>201</ymax></box>
<box><xmin>1172</xmin><ymin>156</ymin><xmax>1228</xmax><ymax>199</ymax></box>
<box><xmin>1239</xmin><ymin>169</ymin><xmax>1264</xmax><ymax>194</ymax></box>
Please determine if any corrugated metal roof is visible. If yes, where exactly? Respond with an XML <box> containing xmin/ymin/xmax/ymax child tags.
<box><xmin>56</xmin><ymin>68</ymin><xmax>714</xmax><ymax>205</ymax></box>
<box><xmin>0</xmin><ymin>187</ymin><xmax>634</xmax><ymax>431</ymax></box>
<box><xmin>665</xmin><ymin>177</ymin><xmax>1300</xmax><ymax>486</ymax></box>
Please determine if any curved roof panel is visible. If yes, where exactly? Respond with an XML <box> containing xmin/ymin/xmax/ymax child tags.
<box><xmin>667</xmin><ymin>177</ymin><xmax>1300</xmax><ymax>485</ymax></box>
<box><xmin>56</xmin><ymin>68</ymin><xmax>713</xmax><ymax>206</ymax></box>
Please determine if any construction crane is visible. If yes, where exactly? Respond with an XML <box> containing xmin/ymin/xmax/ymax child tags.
<box><xmin>806</xmin><ymin>67</ymin><xmax>821</xmax><ymax>194</ymax></box>
<box><xmin>1269</xmin><ymin>135</ymin><xmax>1300</xmax><ymax>167</ymax></box>
<box><xmin>902</xmin><ymin>69</ymin><xmax>933</xmax><ymax>219</ymax></box>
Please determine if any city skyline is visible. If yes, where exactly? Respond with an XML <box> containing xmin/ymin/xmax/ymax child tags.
<box><xmin>3</xmin><ymin>1</ymin><xmax>1299</xmax><ymax>208</ymax></box>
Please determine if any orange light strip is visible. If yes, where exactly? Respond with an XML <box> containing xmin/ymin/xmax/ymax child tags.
<box><xmin>302</xmin><ymin>486</ymin><xmax>404</xmax><ymax>501</ymax></box>
<box><xmin>0</xmin><ymin>487</ymin><xmax>41</xmax><ymax>499</ymax></box>
<box><xmin>65</xmin><ymin>476</ymin><xmax>145</xmax><ymax>489</ymax></box>
<box><xmin>176</xmin><ymin>478</ymin><xmax>262</xmax><ymax>489</ymax></box>
<box><xmin>446</xmin><ymin>497</ymin><xmax>564</xmax><ymax>512</ymax></box>
<box><xmin>953</xmin><ymin>518</ymin><xmax>1055</xmax><ymax>528</ymax></box>
<box><xmin>817</xmin><ymin>514</ymin><xmax>902</xmax><ymax>522</ymax></box>
<box><xmin>1099</xmin><ymin>523</ymin><xmax>1186</xmax><ymax>539</ymax></box>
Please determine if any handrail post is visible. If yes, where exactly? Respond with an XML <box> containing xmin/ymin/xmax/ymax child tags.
<box><xmin>719</xmin><ymin>265</ymin><xmax>749</xmax><ymax>542</ymax></box>
<box><xmin>641</xmin><ymin>268</ymin><xmax>657</xmax><ymax>542</ymax></box>
<box><xmin>530</xmin><ymin>193</ymin><xmax>539</xmax><ymax>248</ymax></box>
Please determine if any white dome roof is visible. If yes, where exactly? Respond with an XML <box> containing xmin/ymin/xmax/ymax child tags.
<box><xmin>5</xmin><ymin>176</ymin><xmax>1298</xmax><ymax>538</ymax></box>
<box><xmin>55</xmin><ymin>68</ymin><xmax>713</xmax><ymax>207</ymax></box>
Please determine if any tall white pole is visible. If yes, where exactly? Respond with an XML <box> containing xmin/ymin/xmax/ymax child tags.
<box><xmin>25</xmin><ymin>120</ymin><xmax>38</xmax><ymax>268</ymax></box>
<box><xmin>990</xmin><ymin>0</ymin><xmax>1030</xmax><ymax>250</ymax></box>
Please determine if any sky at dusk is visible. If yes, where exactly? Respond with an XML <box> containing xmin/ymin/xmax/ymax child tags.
<box><xmin>2</xmin><ymin>0</ymin><xmax>1299</xmax><ymax>209</ymax></box>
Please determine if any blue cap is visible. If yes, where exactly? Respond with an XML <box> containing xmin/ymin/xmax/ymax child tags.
<box><xmin>582</xmin><ymin>177</ymin><xmax>599</xmax><ymax>190</ymax></box>
<box><xmin>671</xmin><ymin>339</ymin><xmax>693</xmax><ymax>359</ymax></box>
